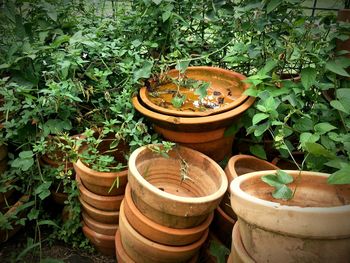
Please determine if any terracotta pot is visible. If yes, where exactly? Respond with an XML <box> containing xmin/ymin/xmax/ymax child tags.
<box><xmin>115</xmin><ymin>229</ymin><xmax>135</xmax><ymax>263</ymax></box>
<box><xmin>231</xmin><ymin>222</ymin><xmax>254</xmax><ymax>263</ymax></box>
<box><xmin>128</xmin><ymin>144</ymin><xmax>227</xmax><ymax>228</ymax></box>
<box><xmin>82</xmin><ymin>212</ymin><xmax>118</xmax><ymax>236</ymax></box>
<box><xmin>133</xmin><ymin>94</ymin><xmax>254</xmax><ymax>162</ymax></box>
<box><xmin>0</xmin><ymin>195</ymin><xmax>30</xmax><ymax>242</ymax></box>
<box><xmin>77</xmin><ymin>175</ymin><xmax>123</xmax><ymax>211</ymax></box>
<box><xmin>230</xmin><ymin>170</ymin><xmax>350</xmax><ymax>262</ymax></box>
<box><xmin>124</xmin><ymin>184</ymin><xmax>213</xmax><ymax>246</ymax></box>
<box><xmin>140</xmin><ymin>66</ymin><xmax>249</xmax><ymax>117</ymax></box>
<box><xmin>221</xmin><ymin>154</ymin><xmax>278</xmax><ymax>219</ymax></box>
<box><xmin>73</xmin><ymin>159</ymin><xmax>128</xmax><ymax>195</ymax></box>
<box><xmin>118</xmin><ymin>200</ymin><xmax>207</xmax><ymax>263</ymax></box>
<box><xmin>82</xmin><ymin>224</ymin><xmax>115</xmax><ymax>256</ymax></box>
<box><xmin>227</xmin><ymin>253</ymin><xmax>233</xmax><ymax>263</ymax></box>
<box><xmin>50</xmin><ymin>190</ymin><xmax>68</xmax><ymax>206</ymax></box>
<box><xmin>210</xmin><ymin>206</ymin><xmax>236</xmax><ymax>249</ymax></box>
<box><xmin>79</xmin><ymin>197</ymin><xmax>119</xmax><ymax>224</ymax></box>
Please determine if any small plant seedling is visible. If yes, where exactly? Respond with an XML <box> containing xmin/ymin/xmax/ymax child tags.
<box><xmin>261</xmin><ymin>170</ymin><xmax>294</xmax><ymax>200</ymax></box>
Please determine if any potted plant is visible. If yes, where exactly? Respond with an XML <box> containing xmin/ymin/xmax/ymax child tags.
<box><xmin>133</xmin><ymin>64</ymin><xmax>255</xmax><ymax>162</ymax></box>
<box><xmin>230</xmin><ymin>169</ymin><xmax>350</xmax><ymax>262</ymax></box>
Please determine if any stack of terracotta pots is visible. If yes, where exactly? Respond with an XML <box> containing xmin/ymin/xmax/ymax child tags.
<box><xmin>133</xmin><ymin>66</ymin><xmax>255</xmax><ymax>162</ymax></box>
<box><xmin>115</xmin><ymin>144</ymin><xmax>228</xmax><ymax>262</ymax></box>
<box><xmin>211</xmin><ymin>155</ymin><xmax>278</xmax><ymax>249</ymax></box>
<box><xmin>74</xmin><ymin>159</ymin><xmax>128</xmax><ymax>255</ymax></box>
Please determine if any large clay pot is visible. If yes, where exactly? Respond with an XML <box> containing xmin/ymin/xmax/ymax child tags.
<box><xmin>133</xmin><ymin>94</ymin><xmax>254</xmax><ymax>162</ymax></box>
<box><xmin>128</xmin><ymin>144</ymin><xmax>227</xmax><ymax>228</ymax></box>
<box><xmin>77</xmin><ymin>175</ymin><xmax>123</xmax><ymax>211</ymax></box>
<box><xmin>231</xmin><ymin>222</ymin><xmax>254</xmax><ymax>263</ymax></box>
<box><xmin>115</xmin><ymin>229</ymin><xmax>135</xmax><ymax>263</ymax></box>
<box><xmin>139</xmin><ymin>66</ymin><xmax>249</xmax><ymax>117</ymax></box>
<box><xmin>82</xmin><ymin>224</ymin><xmax>115</xmax><ymax>256</ymax></box>
<box><xmin>79</xmin><ymin>197</ymin><xmax>119</xmax><ymax>224</ymax></box>
<box><xmin>73</xmin><ymin>159</ymin><xmax>128</xmax><ymax>195</ymax></box>
<box><xmin>118</xmin><ymin>200</ymin><xmax>208</xmax><ymax>263</ymax></box>
<box><xmin>230</xmin><ymin>170</ymin><xmax>350</xmax><ymax>262</ymax></box>
<box><xmin>82</xmin><ymin>212</ymin><xmax>118</xmax><ymax>236</ymax></box>
<box><xmin>124</xmin><ymin>184</ymin><xmax>213</xmax><ymax>246</ymax></box>
<box><xmin>221</xmin><ymin>154</ymin><xmax>278</xmax><ymax>219</ymax></box>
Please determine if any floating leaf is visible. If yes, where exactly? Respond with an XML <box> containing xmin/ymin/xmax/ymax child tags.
<box><xmin>272</xmin><ymin>184</ymin><xmax>293</xmax><ymax>200</ymax></box>
<box><xmin>171</xmin><ymin>95</ymin><xmax>186</xmax><ymax>108</ymax></box>
<box><xmin>276</xmin><ymin>170</ymin><xmax>294</xmax><ymax>184</ymax></box>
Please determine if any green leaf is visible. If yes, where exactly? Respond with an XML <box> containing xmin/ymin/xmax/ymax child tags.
<box><xmin>301</xmin><ymin>67</ymin><xmax>317</xmax><ymax>90</ymax></box>
<box><xmin>258</xmin><ymin>59</ymin><xmax>278</xmax><ymax>75</ymax></box>
<box><xmin>37</xmin><ymin>220</ymin><xmax>59</xmax><ymax>228</ymax></box>
<box><xmin>250</xmin><ymin>144</ymin><xmax>267</xmax><ymax>160</ymax></box>
<box><xmin>276</xmin><ymin>170</ymin><xmax>294</xmax><ymax>184</ymax></box>
<box><xmin>171</xmin><ymin>95</ymin><xmax>186</xmax><ymax>108</ymax></box>
<box><xmin>261</xmin><ymin>174</ymin><xmax>283</xmax><ymax>188</ymax></box>
<box><xmin>209</xmin><ymin>240</ymin><xmax>230</xmax><ymax>263</ymax></box>
<box><xmin>254</xmin><ymin>121</ymin><xmax>270</xmax><ymax>137</ymax></box>
<box><xmin>19</xmin><ymin>151</ymin><xmax>33</xmax><ymax>159</ymax></box>
<box><xmin>330</xmin><ymin>100</ymin><xmax>350</xmax><ymax>114</ymax></box>
<box><xmin>252</xmin><ymin>113</ymin><xmax>269</xmax><ymax>125</ymax></box>
<box><xmin>28</xmin><ymin>208</ymin><xmax>39</xmax><ymax>220</ymax></box>
<box><xmin>175</xmin><ymin>60</ymin><xmax>190</xmax><ymax>74</ymax></box>
<box><xmin>266</xmin><ymin>0</ymin><xmax>281</xmax><ymax>14</ymax></box>
<box><xmin>314</xmin><ymin>123</ymin><xmax>337</xmax><ymax>135</ymax></box>
<box><xmin>293</xmin><ymin>117</ymin><xmax>313</xmax><ymax>132</ymax></box>
<box><xmin>152</xmin><ymin>0</ymin><xmax>162</xmax><ymax>4</ymax></box>
<box><xmin>224</xmin><ymin>123</ymin><xmax>240</xmax><ymax>137</ymax></box>
<box><xmin>326</xmin><ymin>60</ymin><xmax>350</xmax><ymax>77</ymax></box>
<box><xmin>272</xmin><ymin>184</ymin><xmax>293</xmax><ymax>200</ymax></box>
<box><xmin>304</xmin><ymin>142</ymin><xmax>334</xmax><ymax>158</ymax></box>
<box><xmin>194</xmin><ymin>82</ymin><xmax>209</xmax><ymax>99</ymax></box>
<box><xmin>133</xmin><ymin>61</ymin><xmax>153</xmax><ymax>81</ymax></box>
<box><xmin>34</xmin><ymin>182</ymin><xmax>52</xmax><ymax>200</ymax></box>
<box><xmin>162</xmin><ymin>11</ymin><xmax>172</xmax><ymax>22</ymax></box>
<box><xmin>327</xmin><ymin>165</ymin><xmax>350</xmax><ymax>184</ymax></box>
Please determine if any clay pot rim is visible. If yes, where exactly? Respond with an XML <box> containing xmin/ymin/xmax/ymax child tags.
<box><xmin>225</xmin><ymin>154</ymin><xmax>279</xmax><ymax>183</ymax></box>
<box><xmin>132</xmin><ymin>94</ymin><xmax>255</xmax><ymax>125</ymax></box>
<box><xmin>216</xmin><ymin>206</ymin><xmax>236</xmax><ymax>225</ymax></box>
<box><xmin>82</xmin><ymin>224</ymin><xmax>115</xmax><ymax>243</ymax></box>
<box><xmin>119</xmin><ymin>201</ymin><xmax>209</xmax><ymax>252</ymax></box>
<box><xmin>231</xmin><ymin>222</ymin><xmax>254</xmax><ymax>263</ymax></box>
<box><xmin>74</xmin><ymin>159</ymin><xmax>128</xmax><ymax>179</ymax></box>
<box><xmin>82</xmin><ymin>212</ymin><xmax>118</xmax><ymax>232</ymax></box>
<box><xmin>230</xmin><ymin>170</ymin><xmax>350</xmax><ymax>237</ymax></box>
<box><xmin>79</xmin><ymin>197</ymin><xmax>120</xmax><ymax>217</ymax></box>
<box><xmin>139</xmin><ymin>66</ymin><xmax>249</xmax><ymax>117</ymax></box>
<box><xmin>77</xmin><ymin>175</ymin><xmax>124</xmax><ymax>202</ymax></box>
<box><xmin>124</xmin><ymin>184</ymin><xmax>214</xmax><ymax>236</ymax></box>
<box><xmin>128</xmin><ymin>145</ymin><xmax>228</xmax><ymax>204</ymax></box>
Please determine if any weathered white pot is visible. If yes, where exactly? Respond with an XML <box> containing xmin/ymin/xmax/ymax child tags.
<box><xmin>230</xmin><ymin>170</ymin><xmax>350</xmax><ymax>262</ymax></box>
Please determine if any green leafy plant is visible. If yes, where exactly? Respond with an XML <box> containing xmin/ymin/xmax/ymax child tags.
<box><xmin>261</xmin><ymin>170</ymin><xmax>295</xmax><ymax>200</ymax></box>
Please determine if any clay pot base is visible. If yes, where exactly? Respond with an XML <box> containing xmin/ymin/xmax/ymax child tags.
<box><xmin>124</xmin><ymin>184</ymin><xmax>213</xmax><ymax>246</ymax></box>
<box><xmin>82</xmin><ymin>224</ymin><xmax>115</xmax><ymax>256</ymax></box>
<box><xmin>77</xmin><ymin>175</ymin><xmax>124</xmax><ymax>211</ymax></box>
<box><xmin>119</xmin><ymin>201</ymin><xmax>208</xmax><ymax>263</ymax></box>
<box><xmin>79</xmin><ymin>197</ymin><xmax>119</xmax><ymax>224</ymax></box>
<box><xmin>231</xmin><ymin>222</ymin><xmax>254</xmax><ymax>263</ymax></box>
<box><xmin>210</xmin><ymin>206</ymin><xmax>236</xmax><ymax>249</ymax></box>
<box><xmin>115</xmin><ymin>229</ymin><xmax>135</xmax><ymax>263</ymax></box>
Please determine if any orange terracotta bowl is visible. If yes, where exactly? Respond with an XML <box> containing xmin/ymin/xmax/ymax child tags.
<box><xmin>77</xmin><ymin>175</ymin><xmax>124</xmax><ymax>211</ymax></box>
<box><xmin>118</xmin><ymin>200</ymin><xmax>207</xmax><ymax>263</ymax></box>
<box><xmin>132</xmin><ymin>95</ymin><xmax>254</xmax><ymax>162</ymax></box>
<box><xmin>210</xmin><ymin>206</ymin><xmax>236</xmax><ymax>249</ymax></box>
<box><xmin>128</xmin><ymin>144</ymin><xmax>228</xmax><ymax>229</ymax></box>
<box><xmin>73</xmin><ymin>159</ymin><xmax>128</xmax><ymax>195</ymax></box>
<box><xmin>82</xmin><ymin>224</ymin><xmax>115</xmax><ymax>256</ymax></box>
<box><xmin>79</xmin><ymin>197</ymin><xmax>119</xmax><ymax>224</ymax></box>
<box><xmin>139</xmin><ymin>66</ymin><xmax>249</xmax><ymax>117</ymax></box>
<box><xmin>115</xmin><ymin>229</ymin><xmax>135</xmax><ymax>263</ymax></box>
<box><xmin>82</xmin><ymin>212</ymin><xmax>118</xmax><ymax>236</ymax></box>
<box><xmin>124</xmin><ymin>184</ymin><xmax>213</xmax><ymax>246</ymax></box>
